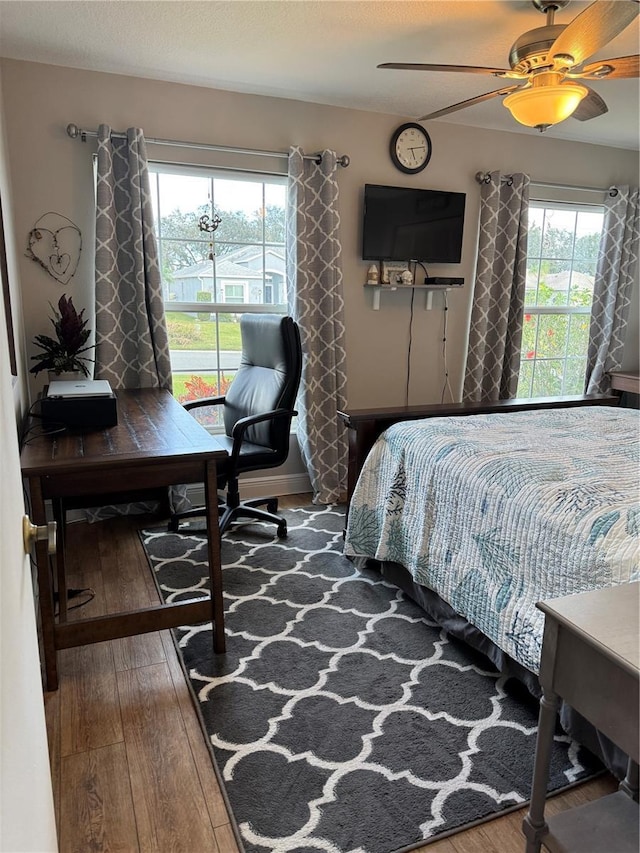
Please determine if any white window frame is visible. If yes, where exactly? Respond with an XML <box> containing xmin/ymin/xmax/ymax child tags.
<box><xmin>150</xmin><ymin>161</ymin><xmax>288</xmax><ymax>317</ymax></box>
<box><xmin>148</xmin><ymin>162</ymin><xmax>289</xmax><ymax>432</ymax></box>
<box><xmin>517</xmin><ymin>198</ymin><xmax>604</xmax><ymax>399</ymax></box>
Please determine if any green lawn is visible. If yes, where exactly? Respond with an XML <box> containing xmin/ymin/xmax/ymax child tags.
<box><xmin>165</xmin><ymin>313</ymin><xmax>242</xmax><ymax>350</ymax></box>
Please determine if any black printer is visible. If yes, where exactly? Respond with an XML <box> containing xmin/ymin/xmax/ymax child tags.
<box><xmin>41</xmin><ymin>379</ymin><xmax>118</xmax><ymax>429</ymax></box>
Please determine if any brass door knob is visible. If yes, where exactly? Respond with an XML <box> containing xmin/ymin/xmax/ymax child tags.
<box><xmin>22</xmin><ymin>516</ymin><xmax>57</xmax><ymax>556</ymax></box>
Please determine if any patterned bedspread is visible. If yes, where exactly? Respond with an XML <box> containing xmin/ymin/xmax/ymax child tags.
<box><xmin>343</xmin><ymin>406</ymin><xmax>639</xmax><ymax>674</ymax></box>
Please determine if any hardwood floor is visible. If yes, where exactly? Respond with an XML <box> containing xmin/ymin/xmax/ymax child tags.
<box><xmin>44</xmin><ymin>496</ymin><xmax>617</xmax><ymax>852</ymax></box>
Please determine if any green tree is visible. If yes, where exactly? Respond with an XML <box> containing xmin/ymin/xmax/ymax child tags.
<box><xmin>160</xmin><ymin>207</ymin><xmax>210</xmax><ymax>271</ymax></box>
<box><xmin>161</xmin><ymin>206</ymin><xmax>207</xmax><ymax>241</ymax></box>
<box><xmin>573</xmin><ymin>231</ymin><xmax>601</xmax><ymax>277</ymax></box>
<box><xmin>264</xmin><ymin>206</ymin><xmax>286</xmax><ymax>243</ymax></box>
<box><xmin>574</xmin><ymin>231</ymin><xmax>600</xmax><ymax>261</ymax></box>
<box><xmin>541</xmin><ymin>225</ymin><xmax>574</xmax><ymax>260</ymax></box>
<box><xmin>528</xmin><ymin>223</ymin><xmax>568</xmax><ymax>273</ymax></box>
<box><xmin>527</xmin><ymin>221</ymin><xmax>542</xmax><ymax>256</ymax></box>
<box><xmin>528</xmin><ymin>223</ymin><xmax>601</xmax><ymax>276</ymax></box>
<box><xmin>159</xmin><ymin>204</ymin><xmax>286</xmax><ymax>265</ymax></box>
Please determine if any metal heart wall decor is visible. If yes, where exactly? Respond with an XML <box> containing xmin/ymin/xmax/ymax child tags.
<box><xmin>26</xmin><ymin>212</ymin><xmax>82</xmax><ymax>285</ymax></box>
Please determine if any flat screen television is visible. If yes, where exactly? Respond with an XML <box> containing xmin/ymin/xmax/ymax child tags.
<box><xmin>362</xmin><ymin>184</ymin><xmax>466</xmax><ymax>263</ymax></box>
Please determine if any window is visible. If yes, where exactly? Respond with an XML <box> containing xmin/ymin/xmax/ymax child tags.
<box><xmin>222</xmin><ymin>282</ymin><xmax>247</xmax><ymax>304</ymax></box>
<box><xmin>517</xmin><ymin>201</ymin><xmax>604</xmax><ymax>398</ymax></box>
<box><xmin>148</xmin><ymin>165</ymin><xmax>287</xmax><ymax>412</ymax></box>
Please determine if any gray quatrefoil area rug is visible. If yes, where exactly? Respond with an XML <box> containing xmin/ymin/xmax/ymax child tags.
<box><xmin>140</xmin><ymin>505</ymin><xmax>600</xmax><ymax>853</ymax></box>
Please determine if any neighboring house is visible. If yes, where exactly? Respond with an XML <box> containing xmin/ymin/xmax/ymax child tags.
<box><xmin>526</xmin><ymin>270</ymin><xmax>595</xmax><ymax>296</ymax></box>
<box><xmin>168</xmin><ymin>247</ymin><xmax>286</xmax><ymax>305</ymax></box>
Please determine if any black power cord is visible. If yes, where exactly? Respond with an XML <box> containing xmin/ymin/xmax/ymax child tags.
<box><xmin>404</xmin><ymin>261</ymin><xmax>431</xmax><ymax>405</ymax></box>
<box><xmin>405</xmin><ymin>287</ymin><xmax>416</xmax><ymax>406</ymax></box>
<box><xmin>54</xmin><ymin>587</ymin><xmax>96</xmax><ymax>616</ymax></box>
<box><xmin>440</xmin><ymin>290</ymin><xmax>454</xmax><ymax>403</ymax></box>
<box><xmin>19</xmin><ymin>397</ymin><xmax>67</xmax><ymax>448</ymax></box>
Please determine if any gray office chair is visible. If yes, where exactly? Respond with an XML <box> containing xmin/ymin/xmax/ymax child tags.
<box><xmin>169</xmin><ymin>313</ymin><xmax>302</xmax><ymax>538</ymax></box>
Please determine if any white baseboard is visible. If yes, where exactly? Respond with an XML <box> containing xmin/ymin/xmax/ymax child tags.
<box><xmin>187</xmin><ymin>472</ymin><xmax>312</xmax><ymax>507</ymax></box>
<box><xmin>63</xmin><ymin>472</ymin><xmax>312</xmax><ymax>524</ymax></box>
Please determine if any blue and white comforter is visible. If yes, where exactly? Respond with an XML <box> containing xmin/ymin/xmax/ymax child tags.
<box><xmin>344</xmin><ymin>406</ymin><xmax>639</xmax><ymax>674</ymax></box>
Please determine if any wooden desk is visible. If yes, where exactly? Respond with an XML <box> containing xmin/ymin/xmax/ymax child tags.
<box><xmin>523</xmin><ymin>584</ymin><xmax>640</xmax><ymax>853</ymax></box>
<box><xmin>21</xmin><ymin>388</ymin><xmax>228</xmax><ymax>691</ymax></box>
<box><xmin>338</xmin><ymin>394</ymin><xmax>619</xmax><ymax>510</ymax></box>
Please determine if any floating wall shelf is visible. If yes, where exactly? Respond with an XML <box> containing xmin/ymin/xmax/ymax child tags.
<box><xmin>364</xmin><ymin>282</ymin><xmax>463</xmax><ymax>311</ymax></box>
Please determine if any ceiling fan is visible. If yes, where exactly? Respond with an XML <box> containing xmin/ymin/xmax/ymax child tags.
<box><xmin>378</xmin><ymin>0</ymin><xmax>639</xmax><ymax>131</ymax></box>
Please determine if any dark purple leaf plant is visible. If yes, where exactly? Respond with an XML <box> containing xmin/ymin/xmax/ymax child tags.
<box><xmin>30</xmin><ymin>293</ymin><xmax>94</xmax><ymax>376</ymax></box>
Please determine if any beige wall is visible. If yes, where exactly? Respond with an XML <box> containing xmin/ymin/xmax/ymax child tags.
<box><xmin>1</xmin><ymin>58</ymin><xmax>638</xmax><ymax>408</ymax></box>
<box><xmin>0</xmin><ymin>63</ymin><xmax>58</xmax><ymax>853</ymax></box>
<box><xmin>0</xmin><ymin>65</ymin><xmax>29</xmax><ymax>414</ymax></box>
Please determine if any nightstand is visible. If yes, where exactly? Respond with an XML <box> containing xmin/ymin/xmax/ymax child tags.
<box><xmin>608</xmin><ymin>370</ymin><xmax>640</xmax><ymax>408</ymax></box>
<box><xmin>523</xmin><ymin>583</ymin><xmax>639</xmax><ymax>852</ymax></box>
<box><xmin>608</xmin><ymin>370</ymin><xmax>640</xmax><ymax>395</ymax></box>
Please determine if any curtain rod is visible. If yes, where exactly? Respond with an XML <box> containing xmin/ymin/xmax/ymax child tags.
<box><xmin>474</xmin><ymin>171</ymin><xmax>618</xmax><ymax>196</ymax></box>
<box><xmin>66</xmin><ymin>124</ymin><xmax>350</xmax><ymax>167</ymax></box>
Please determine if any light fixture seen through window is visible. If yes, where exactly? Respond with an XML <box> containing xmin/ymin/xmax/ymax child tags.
<box><xmin>503</xmin><ymin>72</ymin><xmax>589</xmax><ymax>131</ymax></box>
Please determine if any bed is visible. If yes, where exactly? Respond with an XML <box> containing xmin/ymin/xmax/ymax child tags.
<box><xmin>343</xmin><ymin>404</ymin><xmax>639</xmax><ymax>777</ymax></box>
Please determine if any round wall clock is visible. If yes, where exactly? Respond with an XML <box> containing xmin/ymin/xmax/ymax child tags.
<box><xmin>390</xmin><ymin>123</ymin><xmax>432</xmax><ymax>174</ymax></box>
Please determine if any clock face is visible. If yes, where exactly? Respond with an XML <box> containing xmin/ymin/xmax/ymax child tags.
<box><xmin>390</xmin><ymin>123</ymin><xmax>432</xmax><ymax>174</ymax></box>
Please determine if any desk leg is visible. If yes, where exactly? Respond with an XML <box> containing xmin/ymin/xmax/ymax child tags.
<box><xmin>619</xmin><ymin>759</ymin><xmax>639</xmax><ymax>800</ymax></box>
<box><xmin>204</xmin><ymin>459</ymin><xmax>225</xmax><ymax>653</ymax></box>
<box><xmin>52</xmin><ymin>498</ymin><xmax>68</xmax><ymax>622</ymax></box>
<box><xmin>522</xmin><ymin>691</ymin><xmax>559</xmax><ymax>853</ymax></box>
<box><xmin>30</xmin><ymin>477</ymin><xmax>59</xmax><ymax>691</ymax></box>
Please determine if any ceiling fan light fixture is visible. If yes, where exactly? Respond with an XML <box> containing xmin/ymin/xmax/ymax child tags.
<box><xmin>503</xmin><ymin>74</ymin><xmax>589</xmax><ymax>129</ymax></box>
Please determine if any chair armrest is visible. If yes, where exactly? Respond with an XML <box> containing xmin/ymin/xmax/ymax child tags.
<box><xmin>230</xmin><ymin>408</ymin><xmax>297</xmax><ymax>465</ymax></box>
<box><xmin>231</xmin><ymin>408</ymin><xmax>296</xmax><ymax>439</ymax></box>
<box><xmin>183</xmin><ymin>395</ymin><xmax>226</xmax><ymax>411</ymax></box>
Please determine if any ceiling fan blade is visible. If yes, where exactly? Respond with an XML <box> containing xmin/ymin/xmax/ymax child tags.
<box><xmin>571</xmin><ymin>88</ymin><xmax>609</xmax><ymax>121</ymax></box>
<box><xmin>418</xmin><ymin>85</ymin><xmax>523</xmax><ymax>121</ymax></box>
<box><xmin>549</xmin><ymin>0</ymin><xmax>640</xmax><ymax>68</ymax></box>
<box><xmin>378</xmin><ymin>62</ymin><xmax>513</xmax><ymax>76</ymax></box>
<box><xmin>577</xmin><ymin>54</ymin><xmax>640</xmax><ymax>79</ymax></box>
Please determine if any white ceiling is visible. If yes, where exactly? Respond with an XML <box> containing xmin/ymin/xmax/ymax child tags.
<box><xmin>0</xmin><ymin>0</ymin><xmax>638</xmax><ymax>149</ymax></box>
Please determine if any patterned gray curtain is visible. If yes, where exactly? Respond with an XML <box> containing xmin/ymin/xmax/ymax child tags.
<box><xmin>286</xmin><ymin>147</ymin><xmax>348</xmax><ymax>504</ymax></box>
<box><xmin>89</xmin><ymin>126</ymin><xmax>181</xmax><ymax>522</ymax></box>
<box><xmin>585</xmin><ymin>185</ymin><xmax>639</xmax><ymax>394</ymax></box>
<box><xmin>95</xmin><ymin>124</ymin><xmax>172</xmax><ymax>390</ymax></box>
<box><xmin>463</xmin><ymin>171</ymin><xmax>530</xmax><ymax>403</ymax></box>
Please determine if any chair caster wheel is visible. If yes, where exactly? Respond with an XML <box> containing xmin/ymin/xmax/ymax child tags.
<box><xmin>266</xmin><ymin>499</ymin><xmax>278</xmax><ymax>514</ymax></box>
<box><xmin>277</xmin><ymin>522</ymin><xmax>287</xmax><ymax>539</ymax></box>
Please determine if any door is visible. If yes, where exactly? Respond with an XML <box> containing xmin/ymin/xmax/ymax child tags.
<box><xmin>0</xmin><ymin>304</ymin><xmax>57</xmax><ymax>848</ymax></box>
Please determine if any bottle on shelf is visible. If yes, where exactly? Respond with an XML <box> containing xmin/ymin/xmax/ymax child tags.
<box><xmin>366</xmin><ymin>264</ymin><xmax>379</xmax><ymax>285</ymax></box>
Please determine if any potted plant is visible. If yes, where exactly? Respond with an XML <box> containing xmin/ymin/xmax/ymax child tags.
<box><xmin>30</xmin><ymin>293</ymin><xmax>94</xmax><ymax>379</ymax></box>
